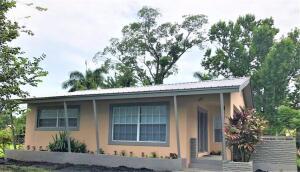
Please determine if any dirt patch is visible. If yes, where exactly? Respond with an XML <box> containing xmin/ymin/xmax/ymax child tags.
<box><xmin>1</xmin><ymin>159</ymin><xmax>160</xmax><ymax>172</ymax></box>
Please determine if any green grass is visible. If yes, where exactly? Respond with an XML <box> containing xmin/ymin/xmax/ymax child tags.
<box><xmin>0</xmin><ymin>165</ymin><xmax>51</xmax><ymax>172</ymax></box>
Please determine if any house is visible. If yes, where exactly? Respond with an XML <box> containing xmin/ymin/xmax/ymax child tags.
<box><xmin>22</xmin><ymin>77</ymin><xmax>252</xmax><ymax>167</ymax></box>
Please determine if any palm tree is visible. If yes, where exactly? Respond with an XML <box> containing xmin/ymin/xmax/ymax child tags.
<box><xmin>62</xmin><ymin>67</ymin><xmax>108</xmax><ymax>92</ymax></box>
<box><xmin>193</xmin><ymin>71</ymin><xmax>215</xmax><ymax>81</ymax></box>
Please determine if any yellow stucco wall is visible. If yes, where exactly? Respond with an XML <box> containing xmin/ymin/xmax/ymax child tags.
<box><xmin>24</xmin><ymin>92</ymin><xmax>245</xmax><ymax>164</ymax></box>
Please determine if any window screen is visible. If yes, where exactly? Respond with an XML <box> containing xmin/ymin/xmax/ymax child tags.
<box><xmin>214</xmin><ymin>115</ymin><xmax>222</xmax><ymax>142</ymax></box>
<box><xmin>37</xmin><ymin>106</ymin><xmax>79</xmax><ymax>129</ymax></box>
<box><xmin>112</xmin><ymin>104</ymin><xmax>168</xmax><ymax>143</ymax></box>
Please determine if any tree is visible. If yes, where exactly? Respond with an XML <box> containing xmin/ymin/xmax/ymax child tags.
<box><xmin>62</xmin><ymin>65</ymin><xmax>109</xmax><ymax>92</ymax></box>
<box><xmin>252</xmin><ymin>35</ymin><xmax>300</xmax><ymax>131</ymax></box>
<box><xmin>277</xmin><ymin>105</ymin><xmax>300</xmax><ymax>135</ymax></box>
<box><xmin>202</xmin><ymin>14</ymin><xmax>278</xmax><ymax>77</ymax></box>
<box><xmin>193</xmin><ymin>71</ymin><xmax>215</xmax><ymax>81</ymax></box>
<box><xmin>0</xmin><ymin>0</ymin><xmax>47</xmax><ymax>149</ymax></box>
<box><xmin>225</xmin><ymin>107</ymin><xmax>266</xmax><ymax>162</ymax></box>
<box><xmin>201</xmin><ymin>14</ymin><xmax>300</xmax><ymax>132</ymax></box>
<box><xmin>94</xmin><ymin>6</ymin><xmax>208</xmax><ymax>85</ymax></box>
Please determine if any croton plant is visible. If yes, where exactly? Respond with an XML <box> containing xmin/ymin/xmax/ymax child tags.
<box><xmin>225</xmin><ymin>107</ymin><xmax>267</xmax><ymax>162</ymax></box>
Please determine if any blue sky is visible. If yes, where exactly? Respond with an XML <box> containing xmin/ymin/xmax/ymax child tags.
<box><xmin>9</xmin><ymin>0</ymin><xmax>300</xmax><ymax>97</ymax></box>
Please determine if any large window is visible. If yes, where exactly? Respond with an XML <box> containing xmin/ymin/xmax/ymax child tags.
<box><xmin>214</xmin><ymin>115</ymin><xmax>222</xmax><ymax>142</ymax></box>
<box><xmin>111</xmin><ymin>103</ymin><xmax>168</xmax><ymax>144</ymax></box>
<box><xmin>37</xmin><ymin>106</ymin><xmax>80</xmax><ymax>130</ymax></box>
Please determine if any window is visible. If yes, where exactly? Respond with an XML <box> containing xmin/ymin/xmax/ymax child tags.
<box><xmin>214</xmin><ymin>115</ymin><xmax>222</xmax><ymax>142</ymax></box>
<box><xmin>111</xmin><ymin>103</ymin><xmax>168</xmax><ymax>144</ymax></box>
<box><xmin>37</xmin><ymin>106</ymin><xmax>80</xmax><ymax>130</ymax></box>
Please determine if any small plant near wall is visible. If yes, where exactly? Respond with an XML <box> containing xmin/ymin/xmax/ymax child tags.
<box><xmin>141</xmin><ymin>152</ymin><xmax>145</xmax><ymax>157</ymax></box>
<box><xmin>129</xmin><ymin>151</ymin><xmax>133</xmax><ymax>157</ymax></box>
<box><xmin>48</xmin><ymin>131</ymin><xmax>87</xmax><ymax>153</ymax></box>
<box><xmin>26</xmin><ymin>145</ymin><xmax>30</xmax><ymax>150</ymax></box>
<box><xmin>114</xmin><ymin>150</ymin><xmax>117</xmax><ymax>155</ymax></box>
<box><xmin>120</xmin><ymin>150</ymin><xmax>126</xmax><ymax>156</ymax></box>
<box><xmin>225</xmin><ymin>107</ymin><xmax>267</xmax><ymax>162</ymax></box>
<box><xmin>150</xmin><ymin>152</ymin><xmax>157</xmax><ymax>158</ymax></box>
<box><xmin>99</xmin><ymin>148</ymin><xmax>105</xmax><ymax>154</ymax></box>
<box><xmin>170</xmin><ymin>153</ymin><xmax>178</xmax><ymax>159</ymax></box>
<box><xmin>210</xmin><ymin>151</ymin><xmax>221</xmax><ymax>155</ymax></box>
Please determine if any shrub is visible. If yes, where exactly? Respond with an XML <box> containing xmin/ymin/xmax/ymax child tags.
<box><xmin>48</xmin><ymin>131</ymin><xmax>87</xmax><ymax>153</ymax></box>
<box><xmin>225</xmin><ymin>107</ymin><xmax>266</xmax><ymax>162</ymax></box>
<box><xmin>150</xmin><ymin>152</ymin><xmax>157</xmax><ymax>158</ymax></box>
<box><xmin>169</xmin><ymin>153</ymin><xmax>178</xmax><ymax>159</ymax></box>
<box><xmin>99</xmin><ymin>148</ymin><xmax>105</xmax><ymax>154</ymax></box>
<box><xmin>120</xmin><ymin>150</ymin><xmax>126</xmax><ymax>156</ymax></box>
<box><xmin>0</xmin><ymin>129</ymin><xmax>12</xmax><ymax>155</ymax></box>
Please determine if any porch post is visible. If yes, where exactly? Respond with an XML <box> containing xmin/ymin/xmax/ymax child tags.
<box><xmin>63</xmin><ymin>101</ymin><xmax>71</xmax><ymax>153</ymax></box>
<box><xmin>220</xmin><ymin>93</ymin><xmax>226</xmax><ymax>160</ymax></box>
<box><xmin>93</xmin><ymin>99</ymin><xmax>100</xmax><ymax>154</ymax></box>
<box><xmin>173</xmin><ymin>95</ymin><xmax>181</xmax><ymax>158</ymax></box>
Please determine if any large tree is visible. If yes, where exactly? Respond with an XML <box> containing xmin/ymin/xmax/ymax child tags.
<box><xmin>252</xmin><ymin>30</ymin><xmax>300</xmax><ymax>130</ymax></box>
<box><xmin>201</xmin><ymin>14</ymin><xmax>300</xmax><ymax>132</ymax></box>
<box><xmin>0</xmin><ymin>0</ymin><xmax>47</xmax><ymax>148</ymax></box>
<box><xmin>202</xmin><ymin>14</ymin><xmax>278</xmax><ymax>77</ymax></box>
<box><xmin>94</xmin><ymin>7</ymin><xmax>208</xmax><ymax>85</ymax></box>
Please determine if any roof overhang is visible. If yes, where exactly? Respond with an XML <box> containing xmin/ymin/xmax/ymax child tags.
<box><xmin>20</xmin><ymin>77</ymin><xmax>251</xmax><ymax>104</ymax></box>
<box><xmin>22</xmin><ymin>86</ymin><xmax>240</xmax><ymax>104</ymax></box>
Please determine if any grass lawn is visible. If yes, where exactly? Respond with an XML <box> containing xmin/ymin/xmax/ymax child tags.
<box><xmin>0</xmin><ymin>165</ymin><xmax>50</xmax><ymax>172</ymax></box>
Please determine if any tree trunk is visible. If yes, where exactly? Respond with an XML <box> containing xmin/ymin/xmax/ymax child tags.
<box><xmin>9</xmin><ymin>113</ymin><xmax>16</xmax><ymax>150</ymax></box>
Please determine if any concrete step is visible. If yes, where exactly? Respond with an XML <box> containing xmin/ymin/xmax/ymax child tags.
<box><xmin>189</xmin><ymin>159</ymin><xmax>222</xmax><ymax>171</ymax></box>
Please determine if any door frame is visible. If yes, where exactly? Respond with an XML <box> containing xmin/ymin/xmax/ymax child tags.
<box><xmin>197</xmin><ymin>107</ymin><xmax>208</xmax><ymax>153</ymax></box>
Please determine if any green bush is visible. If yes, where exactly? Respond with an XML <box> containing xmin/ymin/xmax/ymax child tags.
<box><xmin>48</xmin><ymin>131</ymin><xmax>87</xmax><ymax>153</ymax></box>
<box><xmin>0</xmin><ymin>129</ymin><xmax>12</xmax><ymax>155</ymax></box>
<box><xmin>225</xmin><ymin>108</ymin><xmax>267</xmax><ymax>162</ymax></box>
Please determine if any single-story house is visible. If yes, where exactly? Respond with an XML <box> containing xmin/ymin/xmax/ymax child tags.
<box><xmin>21</xmin><ymin>77</ymin><xmax>252</xmax><ymax>166</ymax></box>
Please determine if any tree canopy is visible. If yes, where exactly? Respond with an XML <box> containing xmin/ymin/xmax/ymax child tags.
<box><xmin>94</xmin><ymin>6</ymin><xmax>208</xmax><ymax>85</ymax></box>
<box><xmin>0</xmin><ymin>0</ymin><xmax>47</xmax><ymax>148</ymax></box>
<box><xmin>202</xmin><ymin>14</ymin><xmax>278</xmax><ymax>77</ymax></box>
<box><xmin>200</xmin><ymin>14</ymin><xmax>300</xmax><ymax>132</ymax></box>
<box><xmin>62</xmin><ymin>63</ymin><xmax>109</xmax><ymax>92</ymax></box>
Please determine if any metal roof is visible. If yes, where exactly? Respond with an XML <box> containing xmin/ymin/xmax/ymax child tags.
<box><xmin>23</xmin><ymin>77</ymin><xmax>250</xmax><ymax>103</ymax></box>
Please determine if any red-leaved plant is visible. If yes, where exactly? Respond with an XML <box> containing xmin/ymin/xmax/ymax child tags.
<box><xmin>225</xmin><ymin>107</ymin><xmax>266</xmax><ymax>162</ymax></box>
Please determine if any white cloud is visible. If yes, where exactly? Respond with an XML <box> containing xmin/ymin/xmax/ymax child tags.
<box><xmin>8</xmin><ymin>0</ymin><xmax>300</xmax><ymax>96</ymax></box>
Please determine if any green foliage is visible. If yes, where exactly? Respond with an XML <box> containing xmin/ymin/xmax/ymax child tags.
<box><xmin>0</xmin><ymin>129</ymin><xmax>12</xmax><ymax>155</ymax></box>
<box><xmin>286</xmin><ymin>74</ymin><xmax>300</xmax><ymax>109</ymax></box>
<box><xmin>48</xmin><ymin>131</ymin><xmax>87</xmax><ymax>153</ymax></box>
<box><xmin>0</xmin><ymin>0</ymin><xmax>47</xmax><ymax>149</ymax></box>
<box><xmin>276</xmin><ymin>105</ymin><xmax>300</xmax><ymax>135</ymax></box>
<box><xmin>202</xmin><ymin>14</ymin><xmax>278</xmax><ymax>77</ymax></box>
<box><xmin>193</xmin><ymin>71</ymin><xmax>216</xmax><ymax>81</ymax></box>
<box><xmin>202</xmin><ymin>14</ymin><xmax>300</xmax><ymax>131</ymax></box>
<box><xmin>225</xmin><ymin>107</ymin><xmax>266</xmax><ymax>162</ymax></box>
<box><xmin>297</xmin><ymin>155</ymin><xmax>300</xmax><ymax>171</ymax></box>
<box><xmin>94</xmin><ymin>6</ymin><xmax>208</xmax><ymax>85</ymax></box>
<box><xmin>62</xmin><ymin>62</ymin><xmax>109</xmax><ymax>92</ymax></box>
<box><xmin>252</xmin><ymin>34</ymin><xmax>300</xmax><ymax>131</ymax></box>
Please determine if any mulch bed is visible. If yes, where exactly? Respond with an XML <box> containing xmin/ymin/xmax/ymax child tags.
<box><xmin>0</xmin><ymin>158</ymin><xmax>159</xmax><ymax>172</ymax></box>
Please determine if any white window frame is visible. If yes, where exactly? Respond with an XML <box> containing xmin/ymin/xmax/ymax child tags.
<box><xmin>110</xmin><ymin>102</ymin><xmax>169</xmax><ymax>146</ymax></box>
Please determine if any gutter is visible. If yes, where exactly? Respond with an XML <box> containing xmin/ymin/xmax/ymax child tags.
<box><xmin>21</xmin><ymin>86</ymin><xmax>240</xmax><ymax>104</ymax></box>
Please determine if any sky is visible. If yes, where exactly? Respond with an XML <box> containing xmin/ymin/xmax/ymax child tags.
<box><xmin>9</xmin><ymin>0</ymin><xmax>300</xmax><ymax>97</ymax></box>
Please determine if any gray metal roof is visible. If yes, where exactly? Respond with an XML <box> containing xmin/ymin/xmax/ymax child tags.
<box><xmin>23</xmin><ymin>77</ymin><xmax>250</xmax><ymax>103</ymax></box>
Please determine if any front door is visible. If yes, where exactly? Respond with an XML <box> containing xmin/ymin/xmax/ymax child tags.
<box><xmin>198</xmin><ymin>108</ymin><xmax>208</xmax><ymax>152</ymax></box>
